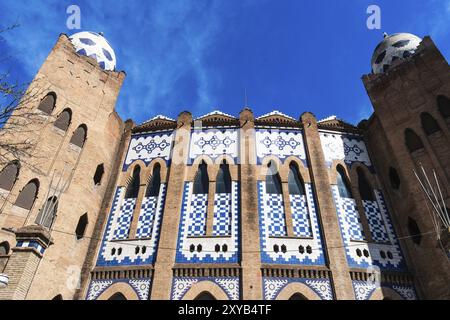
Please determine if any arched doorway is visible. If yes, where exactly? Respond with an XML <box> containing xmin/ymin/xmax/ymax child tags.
<box><xmin>194</xmin><ymin>292</ymin><xmax>217</xmax><ymax>300</ymax></box>
<box><xmin>108</xmin><ymin>292</ymin><xmax>127</xmax><ymax>300</ymax></box>
<box><xmin>289</xmin><ymin>293</ymin><xmax>308</xmax><ymax>300</ymax></box>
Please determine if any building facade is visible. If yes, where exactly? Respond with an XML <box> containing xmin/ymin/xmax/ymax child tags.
<box><xmin>0</xmin><ymin>31</ymin><xmax>448</xmax><ymax>300</ymax></box>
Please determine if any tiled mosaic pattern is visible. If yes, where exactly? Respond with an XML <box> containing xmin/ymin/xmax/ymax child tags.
<box><xmin>187</xmin><ymin>194</ymin><xmax>208</xmax><ymax>237</ymax></box>
<box><xmin>212</xmin><ymin>193</ymin><xmax>232</xmax><ymax>236</ymax></box>
<box><xmin>171</xmin><ymin>277</ymin><xmax>240</xmax><ymax>300</ymax></box>
<box><xmin>255</xmin><ymin>130</ymin><xmax>307</xmax><ymax>165</ymax></box>
<box><xmin>15</xmin><ymin>240</ymin><xmax>45</xmax><ymax>255</ymax></box>
<box><xmin>96</xmin><ymin>184</ymin><xmax>167</xmax><ymax>266</ymax></box>
<box><xmin>332</xmin><ymin>186</ymin><xmax>406</xmax><ymax>271</ymax></box>
<box><xmin>340</xmin><ymin>197</ymin><xmax>366</xmax><ymax>241</ymax></box>
<box><xmin>363</xmin><ymin>200</ymin><xmax>389</xmax><ymax>243</ymax></box>
<box><xmin>263</xmin><ymin>277</ymin><xmax>333</xmax><ymax>300</ymax></box>
<box><xmin>123</xmin><ymin>132</ymin><xmax>173</xmax><ymax>171</ymax></box>
<box><xmin>189</xmin><ymin>129</ymin><xmax>238</xmax><ymax>163</ymax></box>
<box><xmin>266</xmin><ymin>194</ymin><xmax>287</xmax><ymax>237</ymax></box>
<box><xmin>86</xmin><ymin>278</ymin><xmax>151</xmax><ymax>300</ymax></box>
<box><xmin>176</xmin><ymin>182</ymin><xmax>239</xmax><ymax>263</ymax></box>
<box><xmin>290</xmin><ymin>194</ymin><xmax>312</xmax><ymax>238</ymax></box>
<box><xmin>112</xmin><ymin>198</ymin><xmax>136</xmax><ymax>240</ymax></box>
<box><xmin>258</xmin><ymin>182</ymin><xmax>326</xmax><ymax>265</ymax></box>
<box><xmin>320</xmin><ymin>132</ymin><xmax>372</xmax><ymax>168</ymax></box>
<box><xmin>352</xmin><ymin>280</ymin><xmax>417</xmax><ymax>300</ymax></box>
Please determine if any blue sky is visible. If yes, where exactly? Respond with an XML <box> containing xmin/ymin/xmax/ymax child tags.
<box><xmin>0</xmin><ymin>0</ymin><xmax>449</xmax><ymax>125</ymax></box>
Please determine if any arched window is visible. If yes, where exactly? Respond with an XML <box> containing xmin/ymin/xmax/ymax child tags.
<box><xmin>421</xmin><ymin>113</ymin><xmax>441</xmax><ymax>135</ymax></box>
<box><xmin>145</xmin><ymin>164</ymin><xmax>161</xmax><ymax>197</ymax></box>
<box><xmin>52</xmin><ymin>294</ymin><xmax>63</xmax><ymax>300</ymax></box>
<box><xmin>37</xmin><ymin>92</ymin><xmax>56</xmax><ymax>115</ymax></box>
<box><xmin>53</xmin><ymin>108</ymin><xmax>72</xmax><ymax>131</ymax></box>
<box><xmin>14</xmin><ymin>179</ymin><xmax>39</xmax><ymax>210</ymax></box>
<box><xmin>0</xmin><ymin>241</ymin><xmax>10</xmax><ymax>255</ymax></box>
<box><xmin>405</xmin><ymin>129</ymin><xmax>424</xmax><ymax>153</ymax></box>
<box><xmin>108</xmin><ymin>292</ymin><xmax>127</xmax><ymax>300</ymax></box>
<box><xmin>408</xmin><ymin>217</ymin><xmax>421</xmax><ymax>245</ymax></box>
<box><xmin>389</xmin><ymin>167</ymin><xmax>401</xmax><ymax>190</ymax></box>
<box><xmin>0</xmin><ymin>161</ymin><xmax>19</xmax><ymax>191</ymax></box>
<box><xmin>265</xmin><ymin>161</ymin><xmax>282</xmax><ymax>194</ymax></box>
<box><xmin>289</xmin><ymin>293</ymin><xmax>308</xmax><ymax>300</ymax></box>
<box><xmin>437</xmin><ymin>95</ymin><xmax>450</xmax><ymax>119</ymax></box>
<box><xmin>336</xmin><ymin>165</ymin><xmax>352</xmax><ymax>198</ymax></box>
<box><xmin>75</xmin><ymin>213</ymin><xmax>88</xmax><ymax>239</ymax></box>
<box><xmin>193</xmin><ymin>161</ymin><xmax>209</xmax><ymax>194</ymax></box>
<box><xmin>93</xmin><ymin>163</ymin><xmax>105</xmax><ymax>186</ymax></box>
<box><xmin>288</xmin><ymin>163</ymin><xmax>305</xmax><ymax>195</ymax></box>
<box><xmin>69</xmin><ymin>124</ymin><xmax>87</xmax><ymax>148</ymax></box>
<box><xmin>194</xmin><ymin>292</ymin><xmax>216</xmax><ymax>300</ymax></box>
<box><xmin>357</xmin><ymin>168</ymin><xmax>374</xmax><ymax>201</ymax></box>
<box><xmin>35</xmin><ymin>196</ymin><xmax>58</xmax><ymax>228</ymax></box>
<box><xmin>125</xmin><ymin>166</ymin><xmax>141</xmax><ymax>199</ymax></box>
<box><xmin>216</xmin><ymin>162</ymin><xmax>231</xmax><ymax>194</ymax></box>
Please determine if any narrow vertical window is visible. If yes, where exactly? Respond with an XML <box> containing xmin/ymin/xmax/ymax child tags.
<box><xmin>408</xmin><ymin>217</ymin><xmax>422</xmax><ymax>245</ymax></box>
<box><xmin>14</xmin><ymin>179</ymin><xmax>39</xmax><ymax>210</ymax></box>
<box><xmin>193</xmin><ymin>161</ymin><xmax>209</xmax><ymax>194</ymax></box>
<box><xmin>35</xmin><ymin>196</ymin><xmax>58</xmax><ymax>228</ymax></box>
<box><xmin>93</xmin><ymin>163</ymin><xmax>105</xmax><ymax>186</ymax></box>
<box><xmin>125</xmin><ymin>166</ymin><xmax>141</xmax><ymax>199</ymax></box>
<box><xmin>38</xmin><ymin>92</ymin><xmax>56</xmax><ymax>115</ymax></box>
<box><xmin>145</xmin><ymin>164</ymin><xmax>161</xmax><ymax>197</ymax></box>
<box><xmin>0</xmin><ymin>161</ymin><xmax>19</xmax><ymax>191</ymax></box>
<box><xmin>357</xmin><ymin>168</ymin><xmax>374</xmax><ymax>201</ymax></box>
<box><xmin>75</xmin><ymin>213</ymin><xmax>88</xmax><ymax>239</ymax></box>
<box><xmin>54</xmin><ymin>109</ymin><xmax>72</xmax><ymax>131</ymax></box>
<box><xmin>288</xmin><ymin>163</ymin><xmax>305</xmax><ymax>195</ymax></box>
<box><xmin>421</xmin><ymin>113</ymin><xmax>441</xmax><ymax>135</ymax></box>
<box><xmin>437</xmin><ymin>95</ymin><xmax>450</xmax><ymax>119</ymax></box>
<box><xmin>69</xmin><ymin>124</ymin><xmax>87</xmax><ymax>148</ymax></box>
<box><xmin>336</xmin><ymin>165</ymin><xmax>352</xmax><ymax>198</ymax></box>
<box><xmin>0</xmin><ymin>241</ymin><xmax>9</xmax><ymax>255</ymax></box>
<box><xmin>405</xmin><ymin>129</ymin><xmax>424</xmax><ymax>153</ymax></box>
<box><xmin>265</xmin><ymin>161</ymin><xmax>282</xmax><ymax>194</ymax></box>
<box><xmin>215</xmin><ymin>162</ymin><xmax>231</xmax><ymax>194</ymax></box>
<box><xmin>389</xmin><ymin>167</ymin><xmax>401</xmax><ymax>190</ymax></box>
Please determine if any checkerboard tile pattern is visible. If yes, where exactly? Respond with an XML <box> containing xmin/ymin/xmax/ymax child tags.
<box><xmin>266</xmin><ymin>194</ymin><xmax>287</xmax><ymax>237</ymax></box>
<box><xmin>213</xmin><ymin>193</ymin><xmax>232</xmax><ymax>236</ymax></box>
<box><xmin>187</xmin><ymin>194</ymin><xmax>208</xmax><ymax>236</ymax></box>
<box><xmin>340</xmin><ymin>197</ymin><xmax>365</xmax><ymax>241</ymax></box>
<box><xmin>363</xmin><ymin>200</ymin><xmax>389</xmax><ymax>243</ymax></box>
<box><xmin>135</xmin><ymin>196</ymin><xmax>158</xmax><ymax>239</ymax></box>
<box><xmin>290</xmin><ymin>194</ymin><xmax>312</xmax><ymax>238</ymax></box>
<box><xmin>112</xmin><ymin>198</ymin><xmax>136</xmax><ymax>240</ymax></box>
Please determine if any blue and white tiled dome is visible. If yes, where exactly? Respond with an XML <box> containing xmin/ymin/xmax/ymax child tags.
<box><xmin>69</xmin><ymin>31</ymin><xmax>116</xmax><ymax>71</ymax></box>
<box><xmin>371</xmin><ymin>33</ymin><xmax>422</xmax><ymax>74</ymax></box>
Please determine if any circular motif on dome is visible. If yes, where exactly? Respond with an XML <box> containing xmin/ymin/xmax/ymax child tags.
<box><xmin>371</xmin><ymin>33</ymin><xmax>422</xmax><ymax>74</ymax></box>
<box><xmin>69</xmin><ymin>31</ymin><xmax>117</xmax><ymax>71</ymax></box>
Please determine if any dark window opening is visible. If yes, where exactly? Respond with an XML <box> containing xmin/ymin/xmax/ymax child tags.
<box><xmin>421</xmin><ymin>113</ymin><xmax>441</xmax><ymax>135</ymax></box>
<box><xmin>306</xmin><ymin>245</ymin><xmax>312</xmax><ymax>254</ymax></box>
<box><xmin>215</xmin><ymin>162</ymin><xmax>231</xmax><ymax>194</ymax></box>
<box><xmin>189</xmin><ymin>244</ymin><xmax>195</xmax><ymax>253</ymax></box>
<box><xmin>215</xmin><ymin>244</ymin><xmax>220</xmax><ymax>252</ymax></box>
<box><xmin>273</xmin><ymin>245</ymin><xmax>279</xmax><ymax>253</ymax></box>
<box><xmin>266</xmin><ymin>161</ymin><xmax>282</xmax><ymax>194</ymax></box>
<box><xmin>75</xmin><ymin>213</ymin><xmax>88</xmax><ymax>239</ymax></box>
<box><xmin>0</xmin><ymin>241</ymin><xmax>10</xmax><ymax>255</ymax></box>
<box><xmin>337</xmin><ymin>165</ymin><xmax>352</xmax><ymax>198</ymax></box>
<box><xmin>35</xmin><ymin>196</ymin><xmax>58</xmax><ymax>228</ymax></box>
<box><xmin>288</xmin><ymin>163</ymin><xmax>305</xmax><ymax>195</ymax></box>
<box><xmin>109</xmin><ymin>293</ymin><xmax>127</xmax><ymax>300</ymax></box>
<box><xmin>125</xmin><ymin>166</ymin><xmax>141</xmax><ymax>199</ymax></box>
<box><xmin>437</xmin><ymin>95</ymin><xmax>450</xmax><ymax>118</ymax></box>
<box><xmin>145</xmin><ymin>164</ymin><xmax>161</xmax><ymax>197</ymax></box>
<box><xmin>197</xmin><ymin>244</ymin><xmax>202</xmax><ymax>252</ymax></box>
<box><xmin>193</xmin><ymin>161</ymin><xmax>209</xmax><ymax>194</ymax></box>
<box><xmin>195</xmin><ymin>292</ymin><xmax>216</xmax><ymax>300</ymax></box>
<box><xmin>69</xmin><ymin>124</ymin><xmax>87</xmax><ymax>148</ymax></box>
<box><xmin>14</xmin><ymin>179</ymin><xmax>39</xmax><ymax>210</ymax></box>
<box><xmin>93</xmin><ymin>164</ymin><xmax>105</xmax><ymax>186</ymax></box>
<box><xmin>299</xmin><ymin>246</ymin><xmax>305</xmax><ymax>254</ymax></box>
<box><xmin>0</xmin><ymin>161</ymin><xmax>19</xmax><ymax>191</ymax></box>
<box><xmin>408</xmin><ymin>217</ymin><xmax>422</xmax><ymax>245</ymax></box>
<box><xmin>405</xmin><ymin>129</ymin><xmax>424</xmax><ymax>153</ymax></box>
<box><xmin>281</xmin><ymin>244</ymin><xmax>287</xmax><ymax>253</ymax></box>
<box><xmin>52</xmin><ymin>294</ymin><xmax>63</xmax><ymax>300</ymax></box>
<box><xmin>222</xmin><ymin>244</ymin><xmax>228</xmax><ymax>252</ymax></box>
<box><xmin>38</xmin><ymin>93</ymin><xmax>56</xmax><ymax>115</ymax></box>
<box><xmin>357</xmin><ymin>168</ymin><xmax>374</xmax><ymax>201</ymax></box>
<box><xmin>389</xmin><ymin>167</ymin><xmax>401</xmax><ymax>190</ymax></box>
<box><xmin>54</xmin><ymin>109</ymin><xmax>72</xmax><ymax>131</ymax></box>
<box><xmin>289</xmin><ymin>293</ymin><xmax>307</xmax><ymax>300</ymax></box>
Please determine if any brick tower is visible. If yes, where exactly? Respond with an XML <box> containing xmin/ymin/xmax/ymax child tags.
<box><xmin>361</xmin><ymin>33</ymin><xmax>450</xmax><ymax>299</ymax></box>
<box><xmin>0</xmin><ymin>32</ymin><xmax>125</xmax><ymax>299</ymax></box>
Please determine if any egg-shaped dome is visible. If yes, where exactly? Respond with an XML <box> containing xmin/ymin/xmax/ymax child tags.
<box><xmin>371</xmin><ymin>33</ymin><xmax>422</xmax><ymax>74</ymax></box>
<box><xmin>69</xmin><ymin>31</ymin><xmax>116</xmax><ymax>71</ymax></box>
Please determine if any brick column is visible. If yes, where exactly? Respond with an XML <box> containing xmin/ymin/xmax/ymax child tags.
<box><xmin>300</xmin><ymin>112</ymin><xmax>355</xmax><ymax>300</ymax></box>
<box><xmin>0</xmin><ymin>225</ymin><xmax>52</xmax><ymax>300</ymax></box>
<box><xmin>150</xmin><ymin>112</ymin><xmax>192</xmax><ymax>300</ymax></box>
<box><xmin>239</xmin><ymin>108</ymin><xmax>263</xmax><ymax>300</ymax></box>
